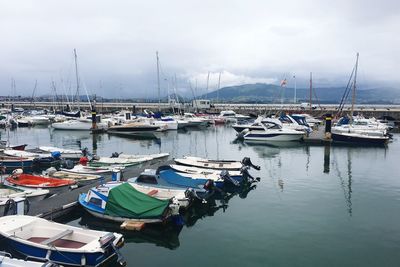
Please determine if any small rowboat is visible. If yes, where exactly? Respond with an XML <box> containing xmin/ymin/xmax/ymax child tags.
<box><xmin>5</xmin><ymin>174</ymin><xmax>75</xmax><ymax>195</ymax></box>
<box><xmin>0</xmin><ymin>251</ymin><xmax>57</xmax><ymax>267</ymax></box>
<box><xmin>0</xmin><ymin>215</ymin><xmax>125</xmax><ymax>266</ymax></box>
<box><xmin>38</xmin><ymin>146</ymin><xmax>83</xmax><ymax>159</ymax></box>
<box><xmin>118</xmin><ymin>152</ymin><xmax>169</xmax><ymax>161</ymax></box>
<box><xmin>90</xmin><ymin>157</ymin><xmax>147</xmax><ymax>167</ymax></box>
<box><xmin>61</xmin><ymin>164</ymin><xmax>125</xmax><ymax>175</ymax></box>
<box><xmin>0</xmin><ymin>184</ymin><xmax>49</xmax><ymax>202</ymax></box>
<box><xmin>49</xmin><ymin>171</ymin><xmax>103</xmax><ymax>187</ymax></box>
<box><xmin>0</xmin><ymin>156</ymin><xmax>35</xmax><ymax>173</ymax></box>
<box><xmin>174</xmin><ymin>156</ymin><xmax>244</xmax><ymax>170</ymax></box>
<box><xmin>170</xmin><ymin>164</ymin><xmax>242</xmax><ymax>177</ymax></box>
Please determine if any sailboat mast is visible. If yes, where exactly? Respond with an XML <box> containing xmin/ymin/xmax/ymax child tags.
<box><xmin>217</xmin><ymin>71</ymin><xmax>221</xmax><ymax>103</ymax></box>
<box><xmin>206</xmin><ymin>71</ymin><xmax>210</xmax><ymax>99</ymax></box>
<box><xmin>156</xmin><ymin>51</ymin><xmax>161</xmax><ymax>112</ymax></box>
<box><xmin>350</xmin><ymin>53</ymin><xmax>359</xmax><ymax>122</ymax></box>
<box><xmin>293</xmin><ymin>74</ymin><xmax>297</xmax><ymax>104</ymax></box>
<box><xmin>74</xmin><ymin>49</ymin><xmax>80</xmax><ymax>111</ymax></box>
<box><xmin>309</xmin><ymin>72</ymin><xmax>312</xmax><ymax>112</ymax></box>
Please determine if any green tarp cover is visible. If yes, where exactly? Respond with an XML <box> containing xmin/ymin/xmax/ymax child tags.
<box><xmin>105</xmin><ymin>182</ymin><xmax>170</xmax><ymax>219</ymax></box>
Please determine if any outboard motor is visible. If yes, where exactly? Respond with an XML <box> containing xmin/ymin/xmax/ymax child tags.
<box><xmin>111</xmin><ymin>152</ymin><xmax>121</xmax><ymax>158</ymax></box>
<box><xmin>61</xmin><ymin>159</ymin><xmax>74</xmax><ymax>169</ymax></box>
<box><xmin>240</xmin><ymin>166</ymin><xmax>261</xmax><ymax>183</ymax></box>
<box><xmin>99</xmin><ymin>233</ymin><xmax>126</xmax><ymax>266</ymax></box>
<box><xmin>220</xmin><ymin>170</ymin><xmax>240</xmax><ymax>187</ymax></box>
<box><xmin>241</xmin><ymin>157</ymin><xmax>261</xmax><ymax>171</ymax></box>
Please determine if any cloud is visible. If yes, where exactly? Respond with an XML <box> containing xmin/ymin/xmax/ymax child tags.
<box><xmin>0</xmin><ymin>0</ymin><xmax>399</xmax><ymax>97</ymax></box>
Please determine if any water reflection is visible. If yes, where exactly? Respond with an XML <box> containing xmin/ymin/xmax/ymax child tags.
<box><xmin>79</xmin><ymin>212</ymin><xmax>182</xmax><ymax>250</ymax></box>
<box><xmin>51</xmin><ymin>183</ymin><xmax>257</xmax><ymax>251</ymax></box>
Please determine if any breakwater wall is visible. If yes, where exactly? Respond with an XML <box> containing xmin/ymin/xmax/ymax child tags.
<box><xmin>5</xmin><ymin>102</ymin><xmax>400</xmax><ymax>120</ymax></box>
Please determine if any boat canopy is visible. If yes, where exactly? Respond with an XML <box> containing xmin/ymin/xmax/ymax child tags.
<box><xmin>105</xmin><ymin>183</ymin><xmax>170</xmax><ymax>219</ymax></box>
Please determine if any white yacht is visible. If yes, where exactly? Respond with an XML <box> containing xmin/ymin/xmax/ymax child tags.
<box><xmin>240</xmin><ymin>118</ymin><xmax>305</xmax><ymax>142</ymax></box>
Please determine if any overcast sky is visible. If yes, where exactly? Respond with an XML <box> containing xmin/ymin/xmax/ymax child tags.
<box><xmin>0</xmin><ymin>0</ymin><xmax>399</xmax><ymax>98</ymax></box>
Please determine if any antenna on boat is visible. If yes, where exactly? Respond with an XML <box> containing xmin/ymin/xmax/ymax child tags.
<box><xmin>156</xmin><ymin>51</ymin><xmax>161</xmax><ymax>112</ymax></box>
<box><xmin>309</xmin><ymin>72</ymin><xmax>313</xmax><ymax>112</ymax></box>
<box><xmin>293</xmin><ymin>74</ymin><xmax>297</xmax><ymax>104</ymax></box>
<box><xmin>350</xmin><ymin>53</ymin><xmax>359</xmax><ymax>124</ymax></box>
<box><xmin>74</xmin><ymin>48</ymin><xmax>80</xmax><ymax>111</ymax></box>
<box><xmin>217</xmin><ymin>71</ymin><xmax>221</xmax><ymax>104</ymax></box>
<box><xmin>206</xmin><ymin>71</ymin><xmax>210</xmax><ymax>100</ymax></box>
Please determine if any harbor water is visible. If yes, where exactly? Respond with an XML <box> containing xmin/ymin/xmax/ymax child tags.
<box><xmin>1</xmin><ymin>126</ymin><xmax>400</xmax><ymax>267</ymax></box>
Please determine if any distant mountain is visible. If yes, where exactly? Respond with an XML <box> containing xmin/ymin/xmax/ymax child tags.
<box><xmin>199</xmin><ymin>83</ymin><xmax>400</xmax><ymax>104</ymax></box>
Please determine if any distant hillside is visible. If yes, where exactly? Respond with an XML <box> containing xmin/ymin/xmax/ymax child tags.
<box><xmin>200</xmin><ymin>83</ymin><xmax>400</xmax><ymax>104</ymax></box>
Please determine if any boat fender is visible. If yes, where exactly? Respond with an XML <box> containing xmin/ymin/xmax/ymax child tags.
<box><xmin>12</xmin><ymin>169</ymin><xmax>23</xmax><ymax>175</ymax></box>
<box><xmin>79</xmin><ymin>157</ymin><xmax>89</xmax><ymax>166</ymax></box>
<box><xmin>51</xmin><ymin>151</ymin><xmax>61</xmax><ymax>159</ymax></box>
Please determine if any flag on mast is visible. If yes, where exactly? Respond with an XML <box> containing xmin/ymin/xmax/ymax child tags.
<box><xmin>280</xmin><ymin>78</ymin><xmax>287</xmax><ymax>87</ymax></box>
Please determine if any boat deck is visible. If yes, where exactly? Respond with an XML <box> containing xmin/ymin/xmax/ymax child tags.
<box><xmin>28</xmin><ymin>237</ymin><xmax>86</xmax><ymax>249</ymax></box>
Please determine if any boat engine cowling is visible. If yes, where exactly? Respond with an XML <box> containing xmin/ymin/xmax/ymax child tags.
<box><xmin>169</xmin><ymin>197</ymin><xmax>180</xmax><ymax>216</ymax></box>
<box><xmin>220</xmin><ymin>170</ymin><xmax>240</xmax><ymax>187</ymax></box>
<box><xmin>241</xmin><ymin>157</ymin><xmax>261</xmax><ymax>171</ymax></box>
<box><xmin>240</xmin><ymin>166</ymin><xmax>261</xmax><ymax>183</ymax></box>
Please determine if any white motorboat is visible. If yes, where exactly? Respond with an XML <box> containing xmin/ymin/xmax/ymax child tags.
<box><xmin>181</xmin><ymin>113</ymin><xmax>208</xmax><ymax>127</ymax></box>
<box><xmin>117</xmin><ymin>152</ymin><xmax>169</xmax><ymax>161</ymax></box>
<box><xmin>169</xmin><ymin>164</ymin><xmax>242</xmax><ymax>177</ymax></box>
<box><xmin>219</xmin><ymin>110</ymin><xmax>251</xmax><ymax>123</ymax></box>
<box><xmin>52</xmin><ymin>119</ymin><xmax>108</xmax><ymax>131</ymax></box>
<box><xmin>174</xmin><ymin>156</ymin><xmax>244</xmax><ymax>171</ymax></box>
<box><xmin>30</xmin><ymin>115</ymin><xmax>51</xmax><ymax>125</ymax></box>
<box><xmin>61</xmin><ymin>164</ymin><xmax>125</xmax><ymax>175</ymax></box>
<box><xmin>240</xmin><ymin>118</ymin><xmax>305</xmax><ymax>142</ymax></box>
<box><xmin>38</xmin><ymin>146</ymin><xmax>83</xmax><ymax>159</ymax></box>
<box><xmin>0</xmin><ymin>215</ymin><xmax>125</xmax><ymax>266</ymax></box>
<box><xmin>91</xmin><ymin>157</ymin><xmax>150</xmax><ymax>167</ymax></box>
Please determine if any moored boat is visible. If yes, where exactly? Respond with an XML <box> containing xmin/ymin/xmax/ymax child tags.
<box><xmin>0</xmin><ymin>156</ymin><xmax>34</xmax><ymax>173</ymax></box>
<box><xmin>0</xmin><ymin>184</ymin><xmax>49</xmax><ymax>202</ymax></box>
<box><xmin>79</xmin><ymin>182</ymin><xmax>180</xmax><ymax>223</ymax></box>
<box><xmin>174</xmin><ymin>156</ymin><xmax>260</xmax><ymax>171</ymax></box>
<box><xmin>0</xmin><ymin>251</ymin><xmax>58</xmax><ymax>266</ymax></box>
<box><xmin>5</xmin><ymin>173</ymin><xmax>76</xmax><ymax>195</ymax></box>
<box><xmin>0</xmin><ymin>215</ymin><xmax>125</xmax><ymax>266</ymax></box>
<box><xmin>239</xmin><ymin>118</ymin><xmax>305</xmax><ymax>142</ymax></box>
<box><xmin>46</xmin><ymin>171</ymin><xmax>103</xmax><ymax>187</ymax></box>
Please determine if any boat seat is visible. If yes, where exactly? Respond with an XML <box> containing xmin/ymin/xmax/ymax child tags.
<box><xmin>41</xmin><ymin>229</ymin><xmax>73</xmax><ymax>246</ymax></box>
